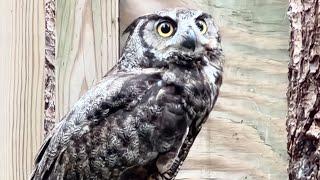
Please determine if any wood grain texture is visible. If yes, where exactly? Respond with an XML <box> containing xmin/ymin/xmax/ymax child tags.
<box><xmin>56</xmin><ymin>0</ymin><xmax>119</xmax><ymax>121</ymax></box>
<box><xmin>119</xmin><ymin>0</ymin><xmax>288</xmax><ymax>179</ymax></box>
<box><xmin>0</xmin><ymin>0</ymin><xmax>45</xmax><ymax>179</ymax></box>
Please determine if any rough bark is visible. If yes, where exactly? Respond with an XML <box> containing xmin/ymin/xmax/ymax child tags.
<box><xmin>287</xmin><ymin>0</ymin><xmax>320</xmax><ymax>179</ymax></box>
<box><xmin>44</xmin><ymin>0</ymin><xmax>56</xmax><ymax>136</ymax></box>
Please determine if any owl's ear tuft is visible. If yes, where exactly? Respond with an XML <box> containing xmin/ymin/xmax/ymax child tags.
<box><xmin>123</xmin><ymin>14</ymin><xmax>161</xmax><ymax>35</ymax></box>
<box><xmin>123</xmin><ymin>18</ymin><xmax>142</xmax><ymax>35</ymax></box>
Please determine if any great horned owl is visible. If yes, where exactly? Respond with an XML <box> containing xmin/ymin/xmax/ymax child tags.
<box><xmin>30</xmin><ymin>8</ymin><xmax>223</xmax><ymax>180</ymax></box>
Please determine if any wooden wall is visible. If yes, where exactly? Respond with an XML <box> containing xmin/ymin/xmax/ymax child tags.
<box><xmin>0</xmin><ymin>0</ymin><xmax>289</xmax><ymax>179</ymax></box>
<box><xmin>56</xmin><ymin>0</ymin><xmax>119</xmax><ymax>120</ymax></box>
<box><xmin>0</xmin><ymin>0</ymin><xmax>45</xmax><ymax>179</ymax></box>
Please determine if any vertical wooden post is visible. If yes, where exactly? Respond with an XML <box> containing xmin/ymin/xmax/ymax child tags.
<box><xmin>0</xmin><ymin>0</ymin><xmax>45</xmax><ymax>179</ymax></box>
<box><xmin>56</xmin><ymin>0</ymin><xmax>119</xmax><ymax>120</ymax></box>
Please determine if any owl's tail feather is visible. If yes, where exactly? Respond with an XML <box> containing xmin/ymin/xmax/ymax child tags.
<box><xmin>29</xmin><ymin>135</ymin><xmax>53</xmax><ymax>180</ymax></box>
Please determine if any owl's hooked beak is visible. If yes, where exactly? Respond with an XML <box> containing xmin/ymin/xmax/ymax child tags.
<box><xmin>181</xmin><ymin>29</ymin><xmax>196</xmax><ymax>52</ymax></box>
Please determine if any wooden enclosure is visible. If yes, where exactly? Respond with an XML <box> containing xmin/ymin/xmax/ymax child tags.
<box><xmin>0</xmin><ymin>0</ymin><xmax>289</xmax><ymax>179</ymax></box>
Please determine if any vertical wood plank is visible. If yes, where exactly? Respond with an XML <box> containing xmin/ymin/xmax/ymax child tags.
<box><xmin>0</xmin><ymin>0</ymin><xmax>45</xmax><ymax>179</ymax></box>
<box><xmin>56</xmin><ymin>0</ymin><xmax>119</xmax><ymax>120</ymax></box>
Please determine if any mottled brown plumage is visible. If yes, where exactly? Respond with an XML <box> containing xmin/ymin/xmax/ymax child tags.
<box><xmin>30</xmin><ymin>8</ymin><xmax>223</xmax><ymax>180</ymax></box>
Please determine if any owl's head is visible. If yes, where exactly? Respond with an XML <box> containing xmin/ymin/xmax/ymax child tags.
<box><xmin>119</xmin><ymin>8</ymin><xmax>222</xmax><ymax>69</ymax></box>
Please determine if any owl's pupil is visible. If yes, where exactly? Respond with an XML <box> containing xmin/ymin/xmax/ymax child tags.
<box><xmin>161</xmin><ymin>24</ymin><xmax>171</xmax><ymax>34</ymax></box>
<box><xmin>197</xmin><ymin>22</ymin><xmax>204</xmax><ymax>31</ymax></box>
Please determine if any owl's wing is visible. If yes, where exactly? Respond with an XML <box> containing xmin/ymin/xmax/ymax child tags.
<box><xmin>159</xmin><ymin>123</ymin><xmax>204</xmax><ymax>179</ymax></box>
<box><xmin>30</xmin><ymin>70</ymin><xmax>163</xmax><ymax>180</ymax></box>
<box><xmin>129</xmin><ymin>102</ymin><xmax>209</xmax><ymax>180</ymax></box>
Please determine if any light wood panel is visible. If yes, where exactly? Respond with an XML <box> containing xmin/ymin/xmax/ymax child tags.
<box><xmin>56</xmin><ymin>0</ymin><xmax>119</xmax><ymax>120</ymax></box>
<box><xmin>0</xmin><ymin>0</ymin><xmax>45</xmax><ymax>179</ymax></box>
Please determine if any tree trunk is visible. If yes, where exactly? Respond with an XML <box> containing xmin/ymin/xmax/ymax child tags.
<box><xmin>287</xmin><ymin>0</ymin><xmax>320</xmax><ymax>179</ymax></box>
<box><xmin>44</xmin><ymin>0</ymin><xmax>56</xmax><ymax>136</ymax></box>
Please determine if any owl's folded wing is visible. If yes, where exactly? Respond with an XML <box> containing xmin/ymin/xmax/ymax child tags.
<box><xmin>30</xmin><ymin>70</ymin><xmax>163</xmax><ymax>180</ymax></box>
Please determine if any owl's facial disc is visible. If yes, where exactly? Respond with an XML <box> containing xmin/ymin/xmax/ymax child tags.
<box><xmin>138</xmin><ymin>10</ymin><xmax>221</xmax><ymax>61</ymax></box>
<box><xmin>121</xmin><ymin>9</ymin><xmax>222</xmax><ymax>69</ymax></box>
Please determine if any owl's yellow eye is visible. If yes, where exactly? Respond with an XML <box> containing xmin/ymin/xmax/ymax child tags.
<box><xmin>157</xmin><ymin>22</ymin><xmax>174</xmax><ymax>38</ymax></box>
<box><xmin>196</xmin><ymin>20</ymin><xmax>208</xmax><ymax>34</ymax></box>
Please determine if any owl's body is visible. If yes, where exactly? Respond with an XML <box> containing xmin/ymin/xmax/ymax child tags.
<box><xmin>31</xmin><ymin>9</ymin><xmax>223</xmax><ymax>180</ymax></box>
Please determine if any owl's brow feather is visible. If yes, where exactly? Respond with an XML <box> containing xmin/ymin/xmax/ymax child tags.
<box><xmin>196</xmin><ymin>13</ymin><xmax>212</xmax><ymax>20</ymax></box>
<box><xmin>122</xmin><ymin>14</ymin><xmax>162</xmax><ymax>35</ymax></box>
